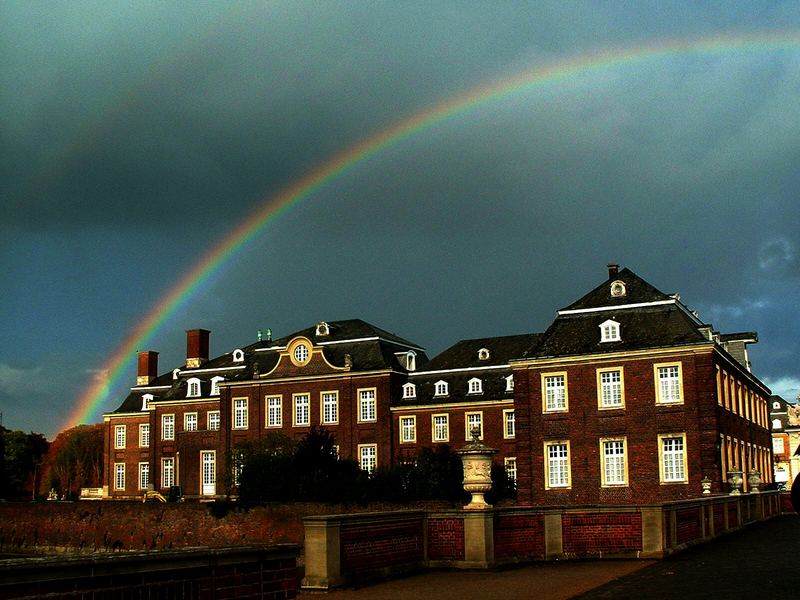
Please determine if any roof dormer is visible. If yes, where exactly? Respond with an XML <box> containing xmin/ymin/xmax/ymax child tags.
<box><xmin>232</xmin><ymin>348</ymin><xmax>244</xmax><ymax>363</ymax></box>
<box><xmin>599</xmin><ymin>319</ymin><xmax>621</xmax><ymax>343</ymax></box>
<box><xmin>187</xmin><ymin>377</ymin><xmax>201</xmax><ymax>398</ymax></box>
<box><xmin>434</xmin><ymin>380</ymin><xmax>449</xmax><ymax>397</ymax></box>
<box><xmin>610</xmin><ymin>280</ymin><xmax>626</xmax><ymax>298</ymax></box>
<box><xmin>467</xmin><ymin>377</ymin><xmax>483</xmax><ymax>394</ymax></box>
<box><xmin>402</xmin><ymin>382</ymin><xmax>416</xmax><ymax>399</ymax></box>
<box><xmin>478</xmin><ymin>347</ymin><xmax>490</xmax><ymax>361</ymax></box>
<box><xmin>316</xmin><ymin>321</ymin><xmax>330</xmax><ymax>337</ymax></box>
<box><xmin>141</xmin><ymin>393</ymin><xmax>154</xmax><ymax>411</ymax></box>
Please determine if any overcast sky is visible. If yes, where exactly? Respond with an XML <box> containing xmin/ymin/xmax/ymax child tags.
<box><xmin>2</xmin><ymin>1</ymin><xmax>800</xmax><ymax>437</ymax></box>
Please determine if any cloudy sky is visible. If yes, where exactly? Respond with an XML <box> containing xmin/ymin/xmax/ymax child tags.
<box><xmin>2</xmin><ymin>1</ymin><xmax>800</xmax><ymax>437</ymax></box>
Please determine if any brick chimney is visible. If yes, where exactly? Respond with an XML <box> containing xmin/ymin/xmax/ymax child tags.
<box><xmin>607</xmin><ymin>263</ymin><xmax>619</xmax><ymax>278</ymax></box>
<box><xmin>137</xmin><ymin>351</ymin><xmax>159</xmax><ymax>386</ymax></box>
<box><xmin>186</xmin><ymin>329</ymin><xmax>210</xmax><ymax>368</ymax></box>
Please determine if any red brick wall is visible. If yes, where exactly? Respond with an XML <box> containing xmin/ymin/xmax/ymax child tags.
<box><xmin>493</xmin><ymin>513</ymin><xmax>544</xmax><ymax>559</ymax></box>
<box><xmin>561</xmin><ymin>512</ymin><xmax>642</xmax><ymax>554</ymax></box>
<box><xmin>675</xmin><ymin>507</ymin><xmax>702</xmax><ymax>545</ymax></box>
<box><xmin>427</xmin><ymin>518</ymin><xmax>465</xmax><ymax>560</ymax></box>
<box><xmin>340</xmin><ymin>518</ymin><xmax>424</xmax><ymax>575</ymax></box>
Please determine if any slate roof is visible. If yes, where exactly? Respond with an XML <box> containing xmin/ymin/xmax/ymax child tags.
<box><xmin>422</xmin><ymin>334</ymin><xmax>540</xmax><ymax>371</ymax></box>
<box><xmin>560</xmin><ymin>267</ymin><xmax>674</xmax><ymax>311</ymax></box>
<box><xmin>274</xmin><ymin>318</ymin><xmax>422</xmax><ymax>350</ymax></box>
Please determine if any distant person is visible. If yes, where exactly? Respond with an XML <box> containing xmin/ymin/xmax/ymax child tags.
<box><xmin>792</xmin><ymin>473</ymin><xmax>800</xmax><ymax>514</ymax></box>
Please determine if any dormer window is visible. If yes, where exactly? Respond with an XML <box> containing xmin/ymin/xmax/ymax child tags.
<box><xmin>210</xmin><ymin>376</ymin><xmax>224</xmax><ymax>396</ymax></box>
<box><xmin>772</xmin><ymin>418</ymin><xmax>782</xmax><ymax>430</ymax></box>
<box><xmin>599</xmin><ymin>319</ymin><xmax>621</xmax><ymax>343</ymax></box>
<box><xmin>406</xmin><ymin>351</ymin><xmax>416</xmax><ymax>371</ymax></box>
<box><xmin>610</xmin><ymin>280</ymin><xmax>626</xmax><ymax>297</ymax></box>
<box><xmin>172</xmin><ymin>368</ymin><xmax>180</xmax><ymax>380</ymax></box>
<box><xmin>141</xmin><ymin>393</ymin><xmax>154</xmax><ymax>411</ymax></box>
<box><xmin>187</xmin><ymin>377</ymin><xmax>201</xmax><ymax>398</ymax></box>
<box><xmin>434</xmin><ymin>380</ymin><xmax>449</xmax><ymax>397</ymax></box>
<box><xmin>478</xmin><ymin>348</ymin><xmax>490</xmax><ymax>361</ymax></box>
<box><xmin>773</xmin><ymin>401</ymin><xmax>781</xmax><ymax>410</ymax></box>
<box><xmin>232</xmin><ymin>349</ymin><xmax>244</xmax><ymax>363</ymax></box>
<box><xmin>468</xmin><ymin>377</ymin><xmax>483</xmax><ymax>394</ymax></box>
<box><xmin>505</xmin><ymin>375</ymin><xmax>514</xmax><ymax>392</ymax></box>
<box><xmin>316</xmin><ymin>321</ymin><xmax>330</xmax><ymax>337</ymax></box>
<box><xmin>402</xmin><ymin>383</ymin><xmax>416</xmax><ymax>399</ymax></box>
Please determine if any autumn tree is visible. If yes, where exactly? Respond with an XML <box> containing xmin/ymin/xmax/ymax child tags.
<box><xmin>41</xmin><ymin>424</ymin><xmax>104</xmax><ymax>499</ymax></box>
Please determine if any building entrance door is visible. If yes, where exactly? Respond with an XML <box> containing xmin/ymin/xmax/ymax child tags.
<box><xmin>201</xmin><ymin>451</ymin><xmax>216</xmax><ymax>496</ymax></box>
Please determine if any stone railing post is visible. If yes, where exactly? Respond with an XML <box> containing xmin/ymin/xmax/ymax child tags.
<box><xmin>301</xmin><ymin>516</ymin><xmax>342</xmax><ymax>591</ymax></box>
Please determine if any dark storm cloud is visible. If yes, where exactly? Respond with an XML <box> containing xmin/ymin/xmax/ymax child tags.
<box><xmin>3</xmin><ymin>1</ymin><xmax>800</xmax><ymax>435</ymax></box>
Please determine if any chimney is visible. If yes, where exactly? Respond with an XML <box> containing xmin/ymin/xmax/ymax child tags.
<box><xmin>186</xmin><ymin>329</ymin><xmax>210</xmax><ymax>368</ymax></box>
<box><xmin>137</xmin><ymin>351</ymin><xmax>159</xmax><ymax>386</ymax></box>
<box><xmin>607</xmin><ymin>263</ymin><xmax>619</xmax><ymax>279</ymax></box>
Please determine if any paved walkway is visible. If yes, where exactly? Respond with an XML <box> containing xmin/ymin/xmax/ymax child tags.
<box><xmin>300</xmin><ymin>514</ymin><xmax>800</xmax><ymax>600</ymax></box>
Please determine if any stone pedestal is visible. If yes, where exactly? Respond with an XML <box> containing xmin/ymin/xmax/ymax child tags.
<box><xmin>457</xmin><ymin>427</ymin><xmax>497</xmax><ymax>510</ymax></box>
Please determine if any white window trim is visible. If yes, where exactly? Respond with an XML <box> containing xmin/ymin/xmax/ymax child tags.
<box><xmin>138</xmin><ymin>462</ymin><xmax>150</xmax><ymax>490</ymax></box>
<box><xmin>542</xmin><ymin>372</ymin><xmax>568</xmax><ymax>413</ymax></box>
<box><xmin>402</xmin><ymin>382</ymin><xmax>416</xmax><ymax>399</ymax></box>
<box><xmin>233</xmin><ymin>397</ymin><xmax>249</xmax><ymax>429</ymax></box>
<box><xmin>114</xmin><ymin>463</ymin><xmax>125</xmax><ymax>491</ymax></box>
<box><xmin>658</xmin><ymin>433</ymin><xmax>688</xmax><ymax>484</ymax></box>
<box><xmin>358</xmin><ymin>444</ymin><xmax>378</xmax><ymax>474</ymax></box>
<box><xmin>141</xmin><ymin>393</ymin><xmax>153</xmax><ymax>411</ymax></box>
<box><xmin>465</xmin><ymin>411</ymin><xmax>484</xmax><ymax>441</ymax></box>
<box><xmin>139</xmin><ymin>423</ymin><xmax>150</xmax><ymax>448</ymax></box>
<box><xmin>599</xmin><ymin>319</ymin><xmax>621</xmax><ymax>343</ymax></box>
<box><xmin>210</xmin><ymin>376</ymin><xmax>224</xmax><ymax>396</ymax></box>
<box><xmin>161</xmin><ymin>457</ymin><xmax>175</xmax><ymax>489</ymax></box>
<box><xmin>434</xmin><ymin>380</ymin><xmax>449</xmax><ymax>397</ymax></box>
<box><xmin>504</xmin><ymin>456</ymin><xmax>517</xmax><ymax>483</ymax></box>
<box><xmin>184</xmin><ymin>412</ymin><xmax>198</xmax><ymax>432</ymax></box>
<box><xmin>162</xmin><ymin>414</ymin><xmax>175</xmax><ymax>441</ymax></box>
<box><xmin>597</xmin><ymin>367</ymin><xmax>625</xmax><ymax>410</ymax></box>
<box><xmin>358</xmin><ymin>388</ymin><xmax>377</xmax><ymax>423</ymax></box>
<box><xmin>544</xmin><ymin>440</ymin><xmax>571</xmax><ymax>489</ymax></box>
<box><xmin>467</xmin><ymin>377</ymin><xmax>483</xmax><ymax>394</ymax></box>
<box><xmin>266</xmin><ymin>396</ymin><xmax>283</xmax><ymax>428</ymax></box>
<box><xmin>207</xmin><ymin>411</ymin><xmax>220</xmax><ymax>431</ymax></box>
<box><xmin>654</xmin><ymin>362</ymin><xmax>684</xmax><ymax>405</ymax></box>
<box><xmin>293</xmin><ymin>393</ymin><xmax>310</xmax><ymax>427</ymax></box>
<box><xmin>505</xmin><ymin>375</ymin><xmax>514</xmax><ymax>392</ymax></box>
<box><xmin>114</xmin><ymin>424</ymin><xmax>126</xmax><ymax>449</ymax></box>
<box><xmin>321</xmin><ymin>390</ymin><xmax>339</xmax><ymax>425</ymax></box>
<box><xmin>187</xmin><ymin>377</ymin><xmax>201</xmax><ymax>398</ymax></box>
<box><xmin>600</xmin><ymin>437</ymin><xmax>628</xmax><ymax>487</ymax></box>
<box><xmin>432</xmin><ymin>413</ymin><xmax>449</xmax><ymax>443</ymax></box>
<box><xmin>503</xmin><ymin>409</ymin><xmax>515</xmax><ymax>439</ymax></box>
<box><xmin>400</xmin><ymin>415</ymin><xmax>417</xmax><ymax>443</ymax></box>
<box><xmin>232</xmin><ymin>348</ymin><xmax>245</xmax><ymax>363</ymax></box>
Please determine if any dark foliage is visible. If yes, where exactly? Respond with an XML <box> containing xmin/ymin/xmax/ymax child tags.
<box><xmin>0</xmin><ymin>426</ymin><xmax>49</xmax><ymax>500</ymax></box>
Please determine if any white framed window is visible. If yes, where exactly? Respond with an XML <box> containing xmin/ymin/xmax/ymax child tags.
<box><xmin>162</xmin><ymin>414</ymin><xmax>175</xmax><ymax>440</ymax></box>
<box><xmin>772</xmin><ymin>418</ymin><xmax>783</xmax><ymax>430</ymax></box>
<box><xmin>544</xmin><ymin>441</ymin><xmax>571</xmax><ymax>489</ymax></box>
<box><xmin>293</xmin><ymin>343</ymin><xmax>310</xmax><ymax>364</ymax></box>
<box><xmin>434</xmin><ymin>380</ymin><xmax>449</xmax><ymax>397</ymax></box>
<box><xmin>184</xmin><ymin>412</ymin><xmax>198</xmax><ymax>432</ymax></box>
<box><xmin>208</xmin><ymin>411</ymin><xmax>220</xmax><ymax>431</ymax></box>
<box><xmin>233</xmin><ymin>398</ymin><xmax>248</xmax><ymax>429</ymax></box>
<box><xmin>599</xmin><ymin>319</ymin><xmax>621</xmax><ymax>342</ymax></box>
<box><xmin>114</xmin><ymin>425</ymin><xmax>126</xmax><ymax>449</ymax></box>
<box><xmin>266</xmin><ymin>396</ymin><xmax>282</xmax><ymax>427</ymax></box>
<box><xmin>478</xmin><ymin>347</ymin><xmax>490</xmax><ymax>361</ymax></box>
<box><xmin>503</xmin><ymin>409</ymin><xmax>515</xmax><ymax>439</ymax></box>
<box><xmin>400</xmin><ymin>415</ymin><xmax>416</xmax><ymax>443</ymax></box>
<box><xmin>294</xmin><ymin>393</ymin><xmax>310</xmax><ymax>426</ymax></box>
<box><xmin>172</xmin><ymin>368</ymin><xmax>180</xmax><ymax>380</ymax></box>
<box><xmin>505</xmin><ymin>375</ymin><xmax>514</xmax><ymax>392</ymax></box>
<box><xmin>138</xmin><ymin>462</ymin><xmax>150</xmax><ymax>490</ymax></box>
<box><xmin>600</xmin><ymin>438</ymin><xmax>628</xmax><ymax>486</ymax></box>
<box><xmin>359</xmin><ymin>444</ymin><xmax>377</xmax><ymax>473</ymax></box>
<box><xmin>114</xmin><ymin>463</ymin><xmax>125</xmax><ymax>491</ymax></box>
<box><xmin>432</xmin><ymin>414</ymin><xmax>449</xmax><ymax>442</ymax></box>
<box><xmin>232</xmin><ymin>348</ymin><xmax>244</xmax><ymax>362</ymax></box>
<box><xmin>610</xmin><ymin>280</ymin><xmax>626</xmax><ymax>297</ymax></box>
<box><xmin>316</xmin><ymin>321</ymin><xmax>330</xmax><ymax>336</ymax></box>
<box><xmin>659</xmin><ymin>433</ymin><xmax>688</xmax><ymax>483</ymax></box>
<box><xmin>359</xmin><ymin>388</ymin><xmax>376</xmax><ymax>422</ymax></box>
<box><xmin>402</xmin><ymin>382</ymin><xmax>416</xmax><ymax>399</ymax></box>
<box><xmin>162</xmin><ymin>457</ymin><xmax>175</xmax><ymax>489</ymax></box>
<box><xmin>406</xmin><ymin>351</ymin><xmax>416</xmax><ymax>371</ymax></box>
<box><xmin>773</xmin><ymin>437</ymin><xmax>785</xmax><ymax>454</ymax></box>
<box><xmin>465</xmin><ymin>411</ymin><xmax>483</xmax><ymax>440</ymax></box>
<box><xmin>655</xmin><ymin>363</ymin><xmax>683</xmax><ymax>404</ymax></box>
<box><xmin>139</xmin><ymin>424</ymin><xmax>150</xmax><ymax>448</ymax></box>
<box><xmin>467</xmin><ymin>377</ymin><xmax>483</xmax><ymax>394</ymax></box>
<box><xmin>321</xmin><ymin>391</ymin><xmax>338</xmax><ymax>424</ymax></box>
<box><xmin>504</xmin><ymin>457</ymin><xmax>517</xmax><ymax>484</ymax></box>
<box><xmin>210</xmin><ymin>376</ymin><xmax>224</xmax><ymax>396</ymax></box>
<box><xmin>597</xmin><ymin>367</ymin><xmax>624</xmax><ymax>409</ymax></box>
<box><xmin>542</xmin><ymin>372</ymin><xmax>568</xmax><ymax>412</ymax></box>
<box><xmin>187</xmin><ymin>377</ymin><xmax>201</xmax><ymax>398</ymax></box>
<box><xmin>141</xmin><ymin>393</ymin><xmax>153</xmax><ymax>411</ymax></box>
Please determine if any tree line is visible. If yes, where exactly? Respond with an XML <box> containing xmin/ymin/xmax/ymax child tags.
<box><xmin>0</xmin><ymin>424</ymin><xmax>103</xmax><ymax>500</ymax></box>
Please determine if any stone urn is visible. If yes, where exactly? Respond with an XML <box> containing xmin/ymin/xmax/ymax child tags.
<box><xmin>456</xmin><ymin>426</ymin><xmax>497</xmax><ymax>510</ymax></box>
<box><xmin>701</xmin><ymin>476</ymin><xmax>712</xmax><ymax>495</ymax></box>
<box><xmin>747</xmin><ymin>469</ymin><xmax>762</xmax><ymax>493</ymax></box>
<box><xmin>727</xmin><ymin>470</ymin><xmax>743</xmax><ymax>496</ymax></box>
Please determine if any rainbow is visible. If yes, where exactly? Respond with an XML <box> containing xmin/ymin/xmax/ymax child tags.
<box><xmin>61</xmin><ymin>30</ymin><xmax>800</xmax><ymax>431</ymax></box>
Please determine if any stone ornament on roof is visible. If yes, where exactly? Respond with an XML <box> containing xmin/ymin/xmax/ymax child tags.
<box><xmin>788</xmin><ymin>403</ymin><xmax>800</xmax><ymax>426</ymax></box>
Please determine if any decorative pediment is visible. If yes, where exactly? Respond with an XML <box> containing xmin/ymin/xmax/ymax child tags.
<box><xmin>262</xmin><ymin>336</ymin><xmax>349</xmax><ymax>378</ymax></box>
